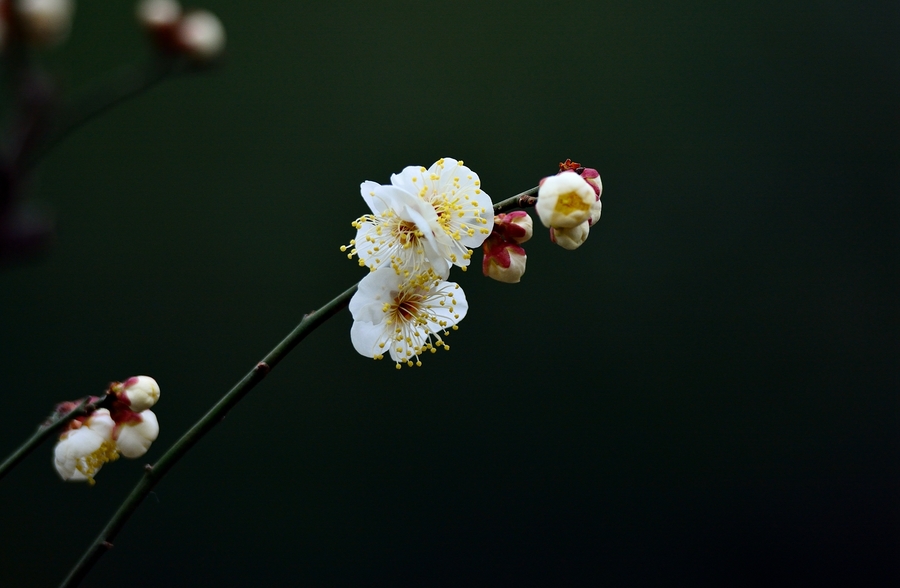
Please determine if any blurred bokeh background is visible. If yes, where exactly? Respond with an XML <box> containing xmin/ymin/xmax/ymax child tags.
<box><xmin>1</xmin><ymin>1</ymin><xmax>897</xmax><ymax>586</ymax></box>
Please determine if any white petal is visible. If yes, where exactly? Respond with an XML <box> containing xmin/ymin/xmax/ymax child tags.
<box><xmin>54</xmin><ymin>428</ymin><xmax>103</xmax><ymax>480</ymax></box>
<box><xmin>351</xmin><ymin>319</ymin><xmax>388</xmax><ymax>358</ymax></box>
<box><xmin>390</xmin><ymin>165</ymin><xmax>427</xmax><ymax>196</ymax></box>
<box><xmin>360</xmin><ymin>181</ymin><xmax>388</xmax><ymax>214</ymax></box>
<box><xmin>116</xmin><ymin>410</ymin><xmax>160</xmax><ymax>459</ymax></box>
<box><xmin>429</xmin><ymin>283</ymin><xmax>469</xmax><ymax>327</ymax></box>
<box><xmin>404</xmin><ymin>206</ymin><xmax>450</xmax><ymax>279</ymax></box>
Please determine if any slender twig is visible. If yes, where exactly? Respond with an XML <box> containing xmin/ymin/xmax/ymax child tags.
<box><xmin>23</xmin><ymin>56</ymin><xmax>183</xmax><ymax>170</ymax></box>
<box><xmin>492</xmin><ymin>186</ymin><xmax>538</xmax><ymax>214</ymax></box>
<box><xmin>0</xmin><ymin>396</ymin><xmax>99</xmax><ymax>481</ymax></box>
<box><xmin>59</xmin><ymin>190</ymin><xmax>540</xmax><ymax>587</ymax></box>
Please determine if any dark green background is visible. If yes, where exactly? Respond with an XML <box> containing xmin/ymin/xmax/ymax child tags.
<box><xmin>1</xmin><ymin>1</ymin><xmax>897</xmax><ymax>586</ymax></box>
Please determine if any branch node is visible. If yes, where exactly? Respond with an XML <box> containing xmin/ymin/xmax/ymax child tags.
<box><xmin>101</xmin><ymin>541</ymin><xmax>114</xmax><ymax>550</ymax></box>
<box><xmin>144</xmin><ymin>464</ymin><xmax>153</xmax><ymax>473</ymax></box>
<box><xmin>255</xmin><ymin>361</ymin><xmax>270</xmax><ymax>376</ymax></box>
<box><xmin>518</xmin><ymin>194</ymin><xmax>537</xmax><ymax>208</ymax></box>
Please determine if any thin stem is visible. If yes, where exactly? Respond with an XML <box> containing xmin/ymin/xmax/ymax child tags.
<box><xmin>492</xmin><ymin>186</ymin><xmax>538</xmax><ymax>214</ymax></box>
<box><xmin>0</xmin><ymin>396</ymin><xmax>98</xmax><ymax>481</ymax></box>
<box><xmin>23</xmin><ymin>57</ymin><xmax>182</xmax><ymax>170</ymax></box>
<box><xmin>59</xmin><ymin>190</ymin><xmax>535</xmax><ymax>587</ymax></box>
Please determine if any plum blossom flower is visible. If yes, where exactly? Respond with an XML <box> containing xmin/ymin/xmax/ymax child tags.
<box><xmin>536</xmin><ymin>170</ymin><xmax>595</xmax><ymax>229</ymax></box>
<box><xmin>538</xmin><ymin>161</ymin><xmax>602</xmax><ymax>249</ymax></box>
<box><xmin>114</xmin><ymin>409</ymin><xmax>159</xmax><ymax>458</ymax></box>
<box><xmin>344</xmin><ymin>158</ymin><xmax>494</xmax><ymax>282</ymax></box>
<box><xmin>482</xmin><ymin>211</ymin><xmax>533</xmax><ymax>283</ymax></box>
<box><xmin>54</xmin><ymin>409</ymin><xmax>119</xmax><ymax>484</ymax></box>
<box><xmin>113</xmin><ymin>375</ymin><xmax>160</xmax><ymax>412</ymax></box>
<box><xmin>53</xmin><ymin>376</ymin><xmax>161</xmax><ymax>483</ymax></box>
<box><xmin>349</xmin><ymin>266</ymin><xmax>468</xmax><ymax>368</ymax></box>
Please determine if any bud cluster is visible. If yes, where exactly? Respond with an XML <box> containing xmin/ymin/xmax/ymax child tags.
<box><xmin>480</xmin><ymin>159</ymin><xmax>602</xmax><ymax>284</ymax></box>
<box><xmin>136</xmin><ymin>0</ymin><xmax>225</xmax><ymax>62</ymax></box>
<box><xmin>53</xmin><ymin>376</ymin><xmax>161</xmax><ymax>484</ymax></box>
<box><xmin>537</xmin><ymin>159</ymin><xmax>602</xmax><ymax>251</ymax></box>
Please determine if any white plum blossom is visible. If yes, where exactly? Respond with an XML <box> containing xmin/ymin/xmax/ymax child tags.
<box><xmin>536</xmin><ymin>171</ymin><xmax>596</xmax><ymax>229</ymax></box>
<box><xmin>345</xmin><ymin>158</ymin><xmax>494</xmax><ymax>282</ymax></box>
<box><xmin>176</xmin><ymin>9</ymin><xmax>225</xmax><ymax>61</ymax></box>
<box><xmin>54</xmin><ymin>408</ymin><xmax>118</xmax><ymax>484</ymax></box>
<box><xmin>53</xmin><ymin>376</ymin><xmax>162</xmax><ymax>483</ymax></box>
<box><xmin>117</xmin><ymin>375</ymin><xmax>160</xmax><ymax>412</ymax></box>
<box><xmin>349</xmin><ymin>266</ymin><xmax>468</xmax><ymax>368</ymax></box>
<box><xmin>115</xmin><ymin>410</ymin><xmax>159</xmax><ymax>458</ymax></box>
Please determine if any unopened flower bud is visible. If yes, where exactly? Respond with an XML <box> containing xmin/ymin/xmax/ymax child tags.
<box><xmin>115</xmin><ymin>410</ymin><xmax>159</xmax><ymax>458</ymax></box>
<box><xmin>117</xmin><ymin>375</ymin><xmax>160</xmax><ymax>411</ymax></box>
<box><xmin>54</xmin><ymin>408</ymin><xmax>118</xmax><ymax>483</ymax></box>
<box><xmin>536</xmin><ymin>171</ymin><xmax>595</xmax><ymax>229</ymax></box>
<box><xmin>482</xmin><ymin>223</ymin><xmax>528</xmax><ymax>284</ymax></box>
<box><xmin>14</xmin><ymin>0</ymin><xmax>74</xmax><ymax>48</ymax></box>
<box><xmin>175</xmin><ymin>9</ymin><xmax>225</xmax><ymax>62</ymax></box>
<box><xmin>493</xmin><ymin>210</ymin><xmax>533</xmax><ymax>244</ymax></box>
<box><xmin>550</xmin><ymin>221</ymin><xmax>590</xmax><ymax>250</ymax></box>
<box><xmin>136</xmin><ymin>0</ymin><xmax>180</xmax><ymax>33</ymax></box>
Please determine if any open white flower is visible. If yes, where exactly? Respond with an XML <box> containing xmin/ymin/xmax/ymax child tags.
<box><xmin>54</xmin><ymin>408</ymin><xmax>118</xmax><ymax>484</ymax></box>
<box><xmin>536</xmin><ymin>171</ymin><xmax>596</xmax><ymax>229</ymax></box>
<box><xmin>345</xmin><ymin>158</ymin><xmax>494</xmax><ymax>281</ymax></box>
<box><xmin>349</xmin><ymin>266</ymin><xmax>468</xmax><ymax>368</ymax></box>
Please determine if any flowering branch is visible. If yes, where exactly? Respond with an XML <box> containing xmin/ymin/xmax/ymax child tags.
<box><xmin>58</xmin><ymin>185</ymin><xmax>541</xmax><ymax>587</ymax></box>
<box><xmin>0</xmin><ymin>396</ymin><xmax>102</xmax><ymax>481</ymax></box>
<box><xmin>59</xmin><ymin>282</ymin><xmax>357</xmax><ymax>588</ymax></box>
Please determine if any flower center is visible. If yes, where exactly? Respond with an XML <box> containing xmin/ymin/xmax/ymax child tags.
<box><xmin>77</xmin><ymin>439</ymin><xmax>120</xmax><ymax>486</ymax></box>
<box><xmin>554</xmin><ymin>190</ymin><xmax>591</xmax><ymax>216</ymax></box>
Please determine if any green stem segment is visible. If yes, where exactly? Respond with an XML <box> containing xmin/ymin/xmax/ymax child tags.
<box><xmin>0</xmin><ymin>397</ymin><xmax>97</xmax><ymax>481</ymax></box>
<box><xmin>59</xmin><ymin>188</ymin><xmax>540</xmax><ymax>587</ymax></box>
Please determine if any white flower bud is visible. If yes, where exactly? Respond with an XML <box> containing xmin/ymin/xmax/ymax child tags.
<box><xmin>589</xmin><ymin>198</ymin><xmax>602</xmax><ymax>226</ymax></box>
<box><xmin>14</xmin><ymin>0</ymin><xmax>74</xmax><ymax>48</ymax></box>
<box><xmin>116</xmin><ymin>410</ymin><xmax>159</xmax><ymax>458</ymax></box>
<box><xmin>484</xmin><ymin>246</ymin><xmax>527</xmax><ymax>283</ymax></box>
<box><xmin>136</xmin><ymin>0</ymin><xmax>181</xmax><ymax>30</ymax></box>
<box><xmin>507</xmin><ymin>211</ymin><xmax>533</xmax><ymax>244</ymax></box>
<box><xmin>550</xmin><ymin>221</ymin><xmax>590</xmax><ymax>250</ymax></box>
<box><xmin>54</xmin><ymin>409</ymin><xmax>117</xmax><ymax>483</ymax></box>
<box><xmin>119</xmin><ymin>375</ymin><xmax>160</xmax><ymax>411</ymax></box>
<box><xmin>536</xmin><ymin>171</ymin><xmax>596</xmax><ymax>229</ymax></box>
<box><xmin>176</xmin><ymin>9</ymin><xmax>225</xmax><ymax>62</ymax></box>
